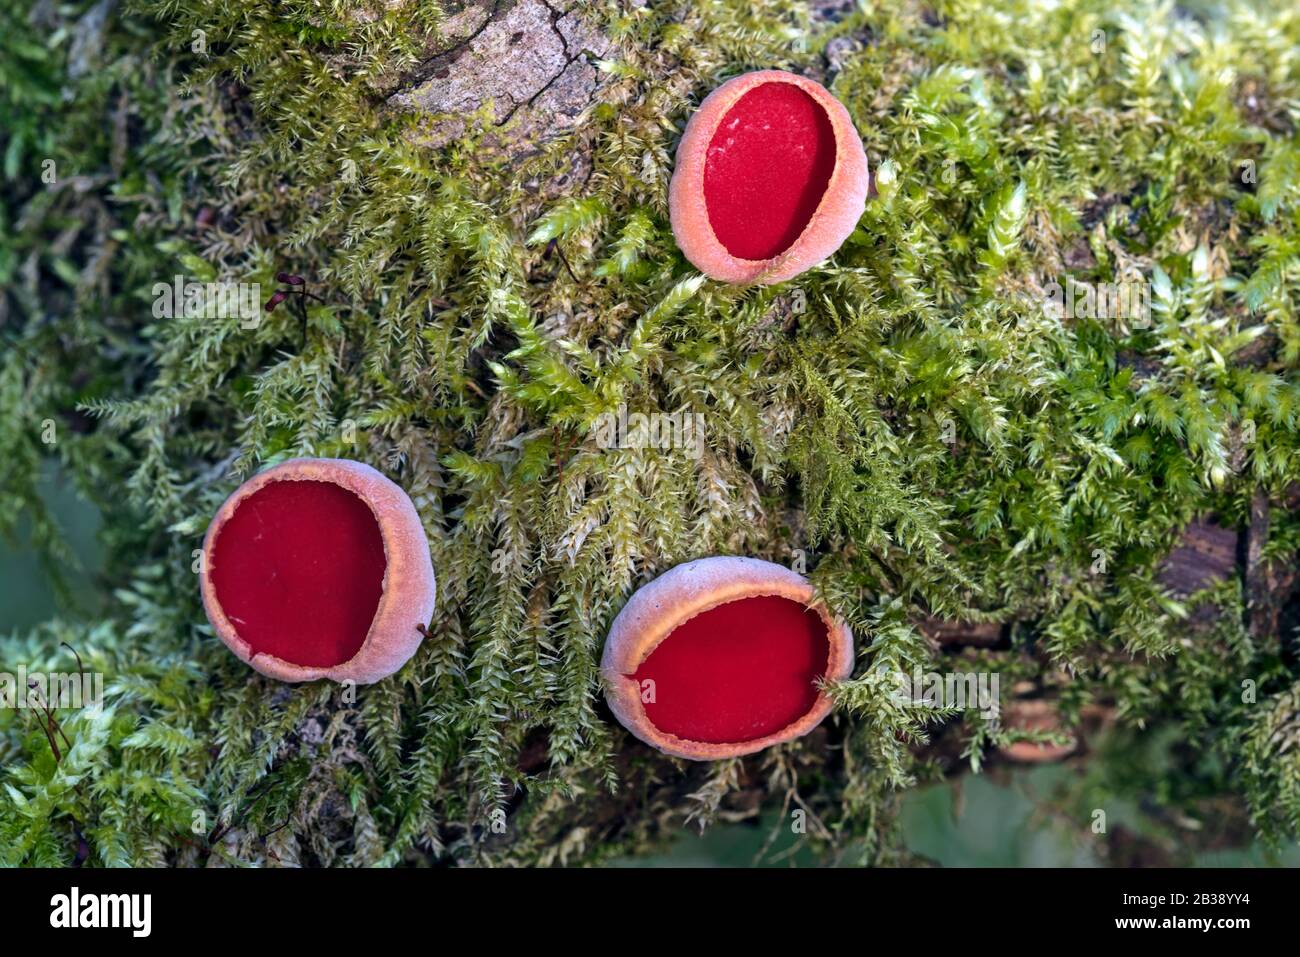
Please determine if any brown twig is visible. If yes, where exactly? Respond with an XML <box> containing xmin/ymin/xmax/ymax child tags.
<box><xmin>552</xmin><ymin>425</ymin><xmax>583</xmax><ymax>486</ymax></box>
<box><xmin>544</xmin><ymin>238</ymin><xmax>579</xmax><ymax>282</ymax></box>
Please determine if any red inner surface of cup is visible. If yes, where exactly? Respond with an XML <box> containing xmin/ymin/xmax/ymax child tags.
<box><xmin>631</xmin><ymin>594</ymin><xmax>831</xmax><ymax>744</ymax></box>
<box><xmin>210</xmin><ymin>479</ymin><xmax>386</xmax><ymax>667</ymax></box>
<box><xmin>702</xmin><ymin>81</ymin><xmax>837</xmax><ymax>261</ymax></box>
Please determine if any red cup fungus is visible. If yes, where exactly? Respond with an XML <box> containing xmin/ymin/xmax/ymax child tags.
<box><xmin>669</xmin><ymin>70</ymin><xmax>870</xmax><ymax>284</ymax></box>
<box><xmin>199</xmin><ymin>457</ymin><xmax>437</xmax><ymax>684</ymax></box>
<box><xmin>601</xmin><ymin>556</ymin><xmax>855</xmax><ymax>760</ymax></box>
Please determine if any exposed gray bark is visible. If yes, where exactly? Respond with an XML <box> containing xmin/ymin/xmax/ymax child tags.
<box><xmin>386</xmin><ymin>0</ymin><xmax>611</xmax><ymax>155</ymax></box>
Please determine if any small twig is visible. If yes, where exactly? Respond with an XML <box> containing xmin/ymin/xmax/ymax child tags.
<box><xmin>207</xmin><ymin>777</ymin><xmax>276</xmax><ymax>844</ymax></box>
<box><xmin>60</xmin><ymin>641</ymin><xmax>85</xmax><ymax>676</ymax></box>
<box><xmin>293</xmin><ymin>287</ymin><xmax>309</xmax><ymax>346</ymax></box>
<box><xmin>544</xmin><ymin>238</ymin><xmax>579</xmax><ymax>282</ymax></box>
<box><xmin>264</xmin><ymin>273</ymin><xmax>333</xmax><ymax>346</ymax></box>
<box><xmin>34</xmin><ymin>711</ymin><xmax>63</xmax><ymax>764</ymax></box>
<box><xmin>552</xmin><ymin>425</ymin><xmax>583</xmax><ymax>486</ymax></box>
<box><xmin>28</xmin><ymin>681</ymin><xmax>71</xmax><ymax>762</ymax></box>
<box><xmin>260</xmin><ymin>818</ymin><xmax>291</xmax><ymax>841</ymax></box>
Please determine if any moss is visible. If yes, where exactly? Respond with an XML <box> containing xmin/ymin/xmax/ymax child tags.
<box><xmin>3</xmin><ymin>0</ymin><xmax>1300</xmax><ymax>865</ymax></box>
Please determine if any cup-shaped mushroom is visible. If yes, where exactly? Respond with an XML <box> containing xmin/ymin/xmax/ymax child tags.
<box><xmin>199</xmin><ymin>457</ymin><xmax>436</xmax><ymax>684</ymax></box>
<box><xmin>669</xmin><ymin>70</ymin><xmax>870</xmax><ymax>284</ymax></box>
<box><xmin>601</xmin><ymin>557</ymin><xmax>854</xmax><ymax>760</ymax></box>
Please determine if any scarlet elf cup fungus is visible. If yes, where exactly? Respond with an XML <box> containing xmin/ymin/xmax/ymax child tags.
<box><xmin>669</xmin><ymin>70</ymin><xmax>870</xmax><ymax>284</ymax></box>
<box><xmin>601</xmin><ymin>557</ymin><xmax>854</xmax><ymax>760</ymax></box>
<box><xmin>199</xmin><ymin>458</ymin><xmax>437</xmax><ymax>684</ymax></box>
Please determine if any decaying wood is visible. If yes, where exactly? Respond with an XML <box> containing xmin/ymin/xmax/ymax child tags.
<box><xmin>1245</xmin><ymin>488</ymin><xmax>1300</xmax><ymax>642</ymax></box>
<box><xmin>915</xmin><ymin>615</ymin><xmax>1004</xmax><ymax>648</ymax></box>
<box><xmin>918</xmin><ymin>517</ymin><xmax>1243</xmax><ymax>648</ymax></box>
<box><xmin>1157</xmin><ymin>516</ymin><xmax>1239</xmax><ymax>598</ymax></box>
<box><xmin>997</xmin><ymin>699</ymin><xmax>1078</xmax><ymax>763</ymax></box>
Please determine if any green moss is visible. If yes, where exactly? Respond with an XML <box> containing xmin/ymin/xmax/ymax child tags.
<box><xmin>3</xmin><ymin>0</ymin><xmax>1300</xmax><ymax>865</ymax></box>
